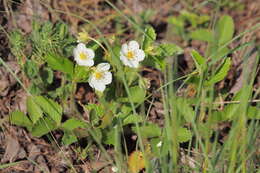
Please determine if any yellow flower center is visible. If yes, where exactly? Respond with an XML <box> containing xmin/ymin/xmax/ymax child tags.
<box><xmin>79</xmin><ymin>52</ymin><xmax>88</xmax><ymax>60</ymax></box>
<box><xmin>126</xmin><ymin>51</ymin><xmax>134</xmax><ymax>60</ymax></box>
<box><xmin>94</xmin><ymin>71</ymin><xmax>104</xmax><ymax>80</ymax></box>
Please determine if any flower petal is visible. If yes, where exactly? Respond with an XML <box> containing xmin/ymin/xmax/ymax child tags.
<box><xmin>128</xmin><ymin>40</ymin><xmax>139</xmax><ymax>50</ymax></box>
<box><xmin>85</xmin><ymin>48</ymin><xmax>95</xmax><ymax>59</ymax></box>
<box><xmin>102</xmin><ymin>71</ymin><xmax>112</xmax><ymax>85</ymax></box>
<box><xmin>73</xmin><ymin>47</ymin><xmax>79</xmax><ymax>59</ymax></box>
<box><xmin>77</xmin><ymin>43</ymin><xmax>86</xmax><ymax>51</ymax></box>
<box><xmin>120</xmin><ymin>55</ymin><xmax>139</xmax><ymax>68</ymax></box>
<box><xmin>121</xmin><ymin>43</ymin><xmax>129</xmax><ymax>54</ymax></box>
<box><xmin>76</xmin><ymin>59</ymin><xmax>94</xmax><ymax>67</ymax></box>
<box><xmin>128</xmin><ymin>60</ymin><xmax>139</xmax><ymax>68</ymax></box>
<box><xmin>120</xmin><ymin>55</ymin><xmax>130</xmax><ymax>66</ymax></box>
<box><xmin>97</xmin><ymin>63</ymin><xmax>110</xmax><ymax>71</ymax></box>
<box><xmin>135</xmin><ymin>49</ymin><xmax>145</xmax><ymax>61</ymax></box>
<box><xmin>89</xmin><ymin>77</ymin><xmax>106</xmax><ymax>92</ymax></box>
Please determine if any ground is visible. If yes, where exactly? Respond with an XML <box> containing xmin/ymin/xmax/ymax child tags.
<box><xmin>0</xmin><ymin>0</ymin><xmax>260</xmax><ymax>172</ymax></box>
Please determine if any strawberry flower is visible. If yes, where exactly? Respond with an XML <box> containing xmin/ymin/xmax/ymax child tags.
<box><xmin>73</xmin><ymin>43</ymin><xmax>95</xmax><ymax>67</ymax></box>
<box><xmin>88</xmin><ymin>63</ymin><xmax>112</xmax><ymax>92</ymax></box>
<box><xmin>120</xmin><ymin>40</ymin><xmax>145</xmax><ymax>68</ymax></box>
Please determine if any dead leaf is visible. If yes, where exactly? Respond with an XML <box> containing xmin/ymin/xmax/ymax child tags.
<box><xmin>1</xmin><ymin>134</ymin><xmax>20</xmax><ymax>163</ymax></box>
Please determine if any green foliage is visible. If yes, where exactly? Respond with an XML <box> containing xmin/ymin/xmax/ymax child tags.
<box><xmin>24</xmin><ymin>60</ymin><xmax>38</xmax><ymax>78</ymax></box>
<box><xmin>31</xmin><ymin>116</ymin><xmax>57</xmax><ymax>137</ymax></box>
<box><xmin>61</xmin><ymin>118</ymin><xmax>88</xmax><ymax>131</ymax></box>
<box><xmin>45</xmin><ymin>53</ymin><xmax>74</xmax><ymax>77</ymax></box>
<box><xmin>6</xmin><ymin>13</ymin><xmax>259</xmax><ymax>173</ymax></box>
<box><xmin>129</xmin><ymin>86</ymin><xmax>146</xmax><ymax>104</ymax></box>
<box><xmin>191</xmin><ymin>50</ymin><xmax>207</xmax><ymax>73</ymax></box>
<box><xmin>26</xmin><ymin>96</ymin><xmax>44</xmax><ymax>124</ymax></box>
<box><xmin>143</xmin><ymin>26</ymin><xmax>156</xmax><ymax>51</ymax></box>
<box><xmin>206</xmin><ymin>57</ymin><xmax>231</xmax><ymax>85</ymax></box>
<box><xmin>216</xmin><ymin>15</ymin><xmax>234</xmax><ymax>46</ymax></box>
<box><xmin>10</xmin><ymin>111</ymin><xmax>33</xmax><ymax>131</ymax></box>
<box><xmin>190</xmin><ymin>29</ymin><xmax>214</xmax><ymax>42</ymax></box>
<box><xmin>123</xmin><ymin>114</ymin><xmax>143</xmax><ymax>125</ymax></box>
<box><xmin>177</xmin><ymin>127</ymin><xmax>192</xmax><ymax>143</ymax></box>
<box><xmin>34</xmin><ymin>96</ymin><xmax>62</xmax><ymax>125</ymax></box>
<box><xmin>40</xmin><ymin>67</ymin><xmax>54</xmax><ymax>84</ymax></box>
<box><xmin>132</xmin><ymin>123</ymin><xmax>161</xmax><ymax>138</ymax></box>
<box><xmin>168</xmin><ymin>10</ymin><xmax>210</xmax><ymax>40</ymax></box>
<box><xmin>9</xmin><ymin>30</ymin><xmax>26</xmax><ymax>63</ymax></box>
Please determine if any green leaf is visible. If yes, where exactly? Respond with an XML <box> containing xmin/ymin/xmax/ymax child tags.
<box><xmin>190</xmin><ymin>29</ymin><xmax>214</xmax><ymax>42</ymax></box>
<box><xmin>180</xmin><ymin>10</ymin><xmax>199</xmax><ymax>28</ymax></box>
<box><xmin>31</xmin><ymin>117</ymin><xmax>57</xmax><ymax>137</ymax></box>
<box><xmin>103</xmin><ymin>128</ymin><xmax>116</xmax><ymax>145</ymax></box>
<box><xmin>216</xmin><ymin>15</ymin><xmax>234</xmax><ymax>45</ymax></box>
<box><xmin>73</xmin><ymin>65</ymin><xmax>91</xmax><ymax>82</ymax></box>
<box><xmin>98</xmin><ymin>112</ymin><xmax>113</xmax><ymax>129</ymax></box>
<box><xmin>191</xmin><ymin>50</ymin><xmax>206</xmax><ymax>72</ymax></box>
<box><xmin>177</xmin><ymin>127</ymin><xmax>192</xmax><ymax>143</ymax></box>
<box><xmin>26</xmin><ymin>96</ymin><xmax>43</xmax><ymax>124</ymax></box>
<box><xmin>10</xmin><ymin>111</ymin><xmax>33</xmax><ymax>131</ymax></box>
<box><xmin>168</xmin><ymin>16</ymin><xmax>184</xmax><ymax>28</ymax></box>
<box><xmin>176</xmin><ymin>98</ymin><xmax>195</xmax><ymax>123</ymax></box>
<box><xmin>45</xmin><ymin>53</ymin><xmax>74</xmax><ymax>76</ymax></box>
<box><xmin>55</xmin><ymin>22</ymin><xmax>68</xmax><ymax>39</ymax></box>
<box><xmin>40</xmin><ymin>67</ymin><xmax>53</xmax><ymax>84</ymax></box>
<box><xmin>206</xmin><ymin>57</ymin><xmax>231</xmax><ymax>85</ymax></box>
<box><xmin>34</xmin><ymin>96</ymin><xmax>62</xmax><ymax>125</ymax></box>
<box><xmin>24</xmin><ymin>60</ymin><xmax>38</xmax><ymax>78</ymax></box>
<box><xmin>123</xmin><ymin>114</ymin><xmax>143</xmax><ymax>125</ymax></box>
<box><xmin>222</xmin><ymin>91</ymin><xmax>243</xmax><ymax>120</ymax></box>
<box><xmin>132</xmin><ymin>123</ymin><xmax>161</xmax><ymax>138</ymax></box>
<box><xmin>62</xmin><ymin>131</ymin><xmax>78</xmax><ymax>146</ymax></box>
<box><xmin>86</xmin><ymin>104</ymin><xmax>105</xmax><ymax>118</ymax></box>
<box><xmin>209</xmin><ymin>111</ymin><xmax>226</xmax><ymax>123</ymax></box>
<box><xmin>143</xmin><ymin>26</ymin><xmax>156</xmax><ymax>51</ymax></box>
<box><xmin>129</xmin><ymin>86</ymin><xmax>146</xmax><ymax>104</ymax></box>
<box><xmin>210</xmin><ymin>46</ymin><xmax>230</xmax><ymax>60</ymax></box>
<box><xmin>156</xmin><ymin>43</ymin><xmax>183</xmax><ymax>57</ymax></box>
<box><xmin>150</xmin><ymin>136</ymin><xmax>169</xmax><ymax>157</ymax></box>
<box><xmin>61</xmin><ymin>118</ymin><xmax>88</xmax><ymax>131</ymax></box>
<box><xmin>247</xmin><ymin>106</ymin><xmax>260</xmax><ymax>119</ymax></box>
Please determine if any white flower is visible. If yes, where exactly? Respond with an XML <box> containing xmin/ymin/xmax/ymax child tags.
<box><xmin>156</xmin><ymin>141</ymin><xmax>162</xmax><ymax>147</ymax></box>
<box><xmin>111</xmin><ymin>166</ymin><xmax>118</xmax><ymax>172</ymax></box>
<box><xmin>120</xmin><ymin>40</ymin><xmax>145</xmax><ymax>68</ymax></box>
<box><xmin>73</xmin><ymin>43</ymin><xmax>95</xmax><ymax>66</ymax></box>
<box><xmin>88</xmin><ymin>63</ymin><xmax>112</xmax><ymax>92</ymax></box>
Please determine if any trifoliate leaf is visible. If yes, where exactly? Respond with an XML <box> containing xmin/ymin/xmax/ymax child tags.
<box><xmin>62</xmin><ymin>131</ymin><xmax>78</xmax><ymax>146</ymax></box>
<box><xmin>26</xmin><ymin>96</ymin><xmax>43</xmax><ymax>124</ymax></box>
<box><xmin>206</xmin><ymin>57</ymin><xmax>231</xmax><ymax>85</ymax></box>
<box><xmin>177</xmin><ymin>127</ymin><xmax>192</xmax><ymax>143</ymax></box>
<box><xmin>190</xmin><ymin>29</ymin><xmax>214</xmax><ymax>43</ymax></box>
<box><xmin>10</xmin><ymin>111</ymin><xmax>33</xmax><ymax>131</ymax></box>
<box><xmin>156</xmin><ymin>43</ymin><xmax>183</xmax><ymax>57</ymax></box>
<box><xmin>61</xmin><ymin>118</ymin><xmax>88</xmax><ymax>131</ymax></box>
<box><xmin>216</xmin><ymin>15</ymin><xmax>234</xmax><ymax>45</ymax></box>
<box><xmin>45</xmin><ymin>53</ymin><xmax>74</xmax><ymax>77</ymax></box>
<box><xmin>31</xmin><ymin>117</ymin><xmax>57</xmax><ymax>137</ymax></box>
<box><xmin>123</xmin><ymin>114</ymin><xmax>143</xmax><ymax>125</ymax></box>
<box><xmin>191</xmin><ymin>50</ymin><xmax>207</xmax><ymax>73</ymax></box>
<box><xmin>129</xmin><ymin>86</ymin><xmax>146</xmax><ymax>104</ymax></box>
<box><xmin>143</xmin><ymin>26</ymin><xmax>156</xmax><ymax>51</ymax></box>
<box><xmin>40</xmin><ymin>67</ymin><xmax>53</xmax><ymax>84</ymax></box>
<box><xmin>248</xmin><ymin>106</ymin><xmax>260</xmax><ymax>119</ymax></box>
<box><xmin>34</xmin><ymin>96</ymin><xmax>62</xmax><ymax>125</ymax></box>
<box><xmin>24</xmin><ymin>60</ymin><xmax>38</xmax><ymax>78</ymax></box>
<box><xmin>132</xmin><ymin>123</ymin><xmax>161</xmax><ymax>138</ymax></box>
<box><xmin>103</xmin><ymin>128</ymin><xmax>116</xmax><ymax>146</ymax></box>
